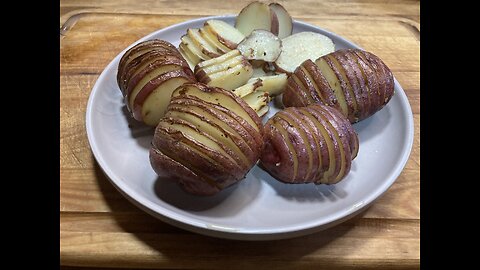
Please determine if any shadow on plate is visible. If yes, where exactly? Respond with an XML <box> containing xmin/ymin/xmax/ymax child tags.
<box><xmin>252</xmin><ymin>165</ymin><xmax>348</xmax><ymax>202</ymax></box>
<box><xmin>153</xmin><ymin>173</ymin><xmax>262</xmax><ymax>216</ymax></box>
<box><xmin>121</xmin><ymin>104</ymin><xmax>154</xmax><ymax>150</ymax></box>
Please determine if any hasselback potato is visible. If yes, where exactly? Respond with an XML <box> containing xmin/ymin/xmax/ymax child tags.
<box><xmin>260</xmin><ymin>104</ymin><xmax>358</xmax><ymax>184</ymax></box>
<box><xmin>282</xmin><ymin>49</ymin><xmax>394</xmax><ymax>123</ymax></box>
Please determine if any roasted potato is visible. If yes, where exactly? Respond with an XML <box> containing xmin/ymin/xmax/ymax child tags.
<box><xmin>116</xmin><ymin>39</ymin><xmax>195</xmax><ymax>126</ymax></box>
<box><xmin>283</xmin><ymin>49</ymin><xmax>395</xmax><ymax>123</ymax></box>
<box><xmin>150</xmin><ymin>82</ymin><xmax>264</xmax><ymax>195</ymax></box>
<box><xmin>260</xmin><ymin>104</ymin><xmax>358</xmax><ymax>184</ymax></box>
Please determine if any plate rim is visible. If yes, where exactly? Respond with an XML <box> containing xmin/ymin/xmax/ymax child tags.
<box><xmin>85</xmin><ymin>15</ymin><xmax>415</xmax><ymax>239</ymax></box>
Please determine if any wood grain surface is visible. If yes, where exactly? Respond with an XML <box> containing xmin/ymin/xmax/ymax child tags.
<box><xmin>60</xmin><ymin>0</ymin><xmax>420</xmax><ymax>269</ymax></box>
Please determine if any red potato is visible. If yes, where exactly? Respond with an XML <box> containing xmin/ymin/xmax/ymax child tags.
<box><xmin>235</xmin><ymin>1</ymin><xmax>293</xmax><ymax>39</ymax></box>
<box><xmin>150</xmin><ymin>83</ymin><xmax>264</xmax><ymax>196</ymax></box>
<box><xmin>116</xmin><ymin>39</ymin><xmax>195</xmax><ymax>126</ymax></box>
<box><xmin>260</xmin><ymin>104</ymin><xmax>358</xmax><ymax>184</ymax></box>
<box><xmin>282</xmin><ymin>49</ymin><xmax>395</xmax><ymax>123</ymax></box>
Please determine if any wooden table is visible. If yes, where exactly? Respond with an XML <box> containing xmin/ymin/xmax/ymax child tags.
<box><xmin>60</xmin><ymin>0</ymin><xmax>420</xmax><ymax>269</ymax></box>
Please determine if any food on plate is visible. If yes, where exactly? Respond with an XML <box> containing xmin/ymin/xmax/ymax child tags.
<box><xmin>203</xmin><ymin>20</ymin><xmax>245</xmax><ymax>50</ymax></box>
<box><xmin>233</xmin><ymin>73</ymin><xmax>287</xmax><ymax>98</ymax></box>
<box><xmin>179</xmin><ymin>20</ymin><xmax>245</xmax><ymax>69</ymax></box>
<box><xmin>149</xmin><ymin>82</ymin><xmax>264</xmax><ymax>195</ymax></box>
<box><xmin>260</xmin><ymin>104</ymin><xmax>359</xmax><ymax>184</ymax></box>
<box><xmin>116</xmin><ymin>39</ymin><xmax>195</xmax><ymax>126</ymax></box>
<box><xmin>235</xmin><ymin>1</ymin><xmax>293</xmax><ymax>39</ymax></box>
<box><xmin>194</xmin><ymin>49</ymin><xmax>253</xmax><ymax>90</ymax></box>
<box><xmin>268</xmin><ymin>3</ymin><xmax>293</xmax><ymax>39</ymax></box>
<box><xmin>237</xmin><ymin>30</ymin><xmax>282</xmax><ymax>62</ymax></box>
<box><xmin>282</xmin><ymin>49</ymin><xmax>394</xmax><ymax>123</ymax></box>
<box><xmin>273</xmin><ymin>31</ymin><xmax>335</xmax><ymax>74</ymax></box>
<box><xmin>242</xmin><ymin>90</ymin><xmax>271</xmax><ymax>117</ymax></box>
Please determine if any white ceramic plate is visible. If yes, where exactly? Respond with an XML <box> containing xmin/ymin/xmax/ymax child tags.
<box><xmin>86</xmin><ymin>15</ymin><xmax>414</xmax><ymax>240</ymax></box>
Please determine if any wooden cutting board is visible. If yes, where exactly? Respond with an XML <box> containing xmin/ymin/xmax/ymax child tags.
<box><xmin>60</xmin><ymin>0</ymin><xmax>420</xmax><ymax>269</ymax></box>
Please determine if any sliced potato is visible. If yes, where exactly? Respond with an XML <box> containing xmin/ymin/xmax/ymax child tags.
<box><xmin>247</xmin><ymin>73</ymin><xmax>287</xmax><ymax>96</ymax></box>
<box><xmin>198</xmin><ymin>28</ymin><xmax>230</xmax><ymax>54</ymax></box>
<box><xmin>274</xmin><ymin>32</ymin><xmax>335</xmax><ymax>74</ymax></box>
<box><xmin>237</xmin><ymin>30</ymin><xmax>282</xmax><ymax>62</ymax></box>
<box><xmin>195</xmin><ymin>55</ymin><xmax>243</xmax><ymax>82</ymax></box>
<box><xmin>151</xmin><ymin>83</ymin><xmax>264</xmax><ymax>195</ymax></box>
<box><xmin>204</xmin><ymin>20</ymin><xmax>245</xmax><ymax>49</ymax></box>
<box><xmin>232</xmin><ymin>79</ymin><xmax>263</xmax><ymax>98</ymax></box>
<box><xmin>194</xmin><ymin>52</ymin><xmax>253</xmax><ymax>90</ymax></box>
<box><xmin>235</xmin><ymin>1</ymin><xmax>273</xmax><ymax>36</ymax></box>
<box><xmin>242</xmin><ymin>90</ymin><xmax>270</xmax><ymax>117</ymax></box>
<box><xmin>269</xmin><ymin>3</ymin><xmax>293</xmax><ymax>39</ymax></box>
<box><xmin>180</xmin><ymin>35</ymin><xmax>211</xmax><ymax>61</ymax></box>
<box><xmin>260</xmin><ymin>104</ymin><xmax>357</xmax><ymax>184</ymax></box>
<box><xmin>187</xmin><ymin>28</ymin><xmax>222</xmax><ymax>58</ymax></box>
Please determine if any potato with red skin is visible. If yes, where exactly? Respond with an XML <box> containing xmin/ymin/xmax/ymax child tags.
<box><xmin>282</xmin><ymin>49</ymin><xmax>395</xmax><ymax>123</ymax></box>
<box><xmin>116</xmin><ymin>39</ymin><xmax>195</xmax><ymax>126</ymax></box>
<box><xmin>150</xmin><ymin>83</ymin><xmax>264</xmax><ymax>196</ymax></box>
<box><xmin>260</xmin><ymin>104</ymin><xmax>358</xmax><ymax>184</ymax></box>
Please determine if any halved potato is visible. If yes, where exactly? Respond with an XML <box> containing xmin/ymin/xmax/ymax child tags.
<box><xmin>274</xmin><ymin>32</ymin><xmax>335</xmax><ymax>74</ymax></box>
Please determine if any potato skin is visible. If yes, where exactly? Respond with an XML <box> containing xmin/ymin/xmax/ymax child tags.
<box><xmin>149</xmin><ymin>83</ymin><xmax>264</xmax><ymax>196</ymax></box>
<box><xmin>260</xmin><ymin>104</ymin><xmax>358</xmax><ymax>184</ymax></box>
<box><xmin>282</xmin><ymin>49</ymin><xmax>394</xmax><ymax>123</ymax></box>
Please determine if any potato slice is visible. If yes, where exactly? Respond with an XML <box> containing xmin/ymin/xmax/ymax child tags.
<box><xmin>199</xmin><ymin>60</ymin><xmax>253</xmax><ymax>90</ymax></box>
<box><xmin>237</xmin><ymin>30</ymin><xmax>282</xmax><ymax>62</ymax></box>
<box><xmin>274</xmin><ymin>32</ymin><xmax>335</xmax><ymax>74</ymax></box>
<box><xmin>269</xmin><ymin>3</ymin><xmax>293</xmax><ymax>39</ymax></box>
<box><xmin>179</xmin><ymin>46</ymin><xmax>197</xmax><ymax>70</ymax></box>
<box><xmin>315</xmin><ymin>57</ymin><xmax>349</xmax><ymax>117</ymax></box>
<box><xmin>195</xmin><ymin>55</ymin><xmax>243</xmax><ymax>82</ymax></box>
<box><xmin>133</xmin><ymin>71</ymin><xmax>194</xmax><ymax>126</ymax></box>
<box><xmin>242</xmin><ymin>90</ymin><xmax>270</xmax><ymax>117</ymax></box>
<box><xmin>187</xmin><ymin>28</ymin><xmax>222</xmax><ymax>58</ymax></box>
<box><xmin>198</xmin><ymin>28</ymin><xmax>230</xmax><ymax>54</ymax></box>
<box><xmin>235</xmin><ymin>1</ymin><xmax>273</xmax><ymax>36</ymax></box>
<box><xmin>180</xmin><ymin>35</ymin><xmax>211</xmax><ymax>61</ymax></box>
<box><xmin>179</xmin><ymin>43</ymin><xmax>201</xmax><ymax>65</ymax></box>
<box><xmin>232</xmin><ymin>79</ymin><xmax>263</xmax><ymax>98</ymax></box>
<box><xmin>195</xmin><ymin>49</ymin><xmax>240</xmax><ymax>70</ymax></box>
<box><xmin>204</xmin><ymin>20</ymin><xmax>245</xmax><ymax>49</ymax></box>
<box><xmin>247</xmin><ymin>73</ymin><xmax>287</xmax><ymax>96</ymax></box>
